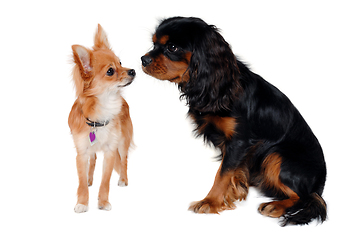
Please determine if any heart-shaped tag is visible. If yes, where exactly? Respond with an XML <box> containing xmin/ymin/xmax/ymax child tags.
<box><xmin>89</xmin><ymin>131</ymin><xmax>96</xmax><ymax>143</ymax></box>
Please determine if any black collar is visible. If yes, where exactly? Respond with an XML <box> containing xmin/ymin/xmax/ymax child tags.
<box><xmin>86</xmin><ymin>118</ymin><xmax>110</xmax><ymax>127</ymax></box>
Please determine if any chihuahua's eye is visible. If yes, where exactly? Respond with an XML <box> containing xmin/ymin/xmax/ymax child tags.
<box><xmin>106</xmin><ymin>67</ymin><xmax>114</xmax><ymax>76</ymax></box>
<box><xmin>167</xmin><ymin>44</ymin><xmax>178</xmax><ymax>53</ymax></box>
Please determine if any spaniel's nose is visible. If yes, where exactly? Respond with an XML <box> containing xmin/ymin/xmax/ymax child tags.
<box><xmin>141</xmin><ymin>56</ymin><xmax>152</xmax><ymax>67</ymax></box>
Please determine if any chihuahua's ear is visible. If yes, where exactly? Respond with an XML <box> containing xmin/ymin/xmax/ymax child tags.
<box><xmin>94</xmin><ymin>24</ymin><xmax>110</xmax><ymax>49</ymax></box>
<box><xmin>72</xmin><ymin>45</ymin><xmax>93</xmax><ymax>95</ymax></box>
<box><xmin>72</xmin><ymin>45</ymin><xmax>93</xmax><ymax>75</ymax></box>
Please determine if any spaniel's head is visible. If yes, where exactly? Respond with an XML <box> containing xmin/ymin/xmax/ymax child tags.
<box><xmin>142</xmin><ymin>17</ymin><xmax>242</xmax><ymax>112</ymax></box>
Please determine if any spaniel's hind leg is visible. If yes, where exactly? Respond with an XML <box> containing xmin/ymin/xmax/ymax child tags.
<box><xmin>258</xmin><ymin>151</ymin><xmax>327</xmax><ymax>225</ymax></box>
<box><xmin>258</xmin><ymin>198</ymin><xmax>299</xmax><ymax>218</ymax></box>
<box><xmin>257</xmin><ymin>153</ymin><xmax>300</xmax><ymax>219</ymax></box>
<box><xmin>189</xmin><ymin>164</ymin><xmax>249</xmax><ymax>213</ymax></box>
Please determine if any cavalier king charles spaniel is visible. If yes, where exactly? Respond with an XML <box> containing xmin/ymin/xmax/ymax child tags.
<box><xmin>141</xmin><ymin>17</ymin><xmax>326</xmax><ymax>226</ymax></box>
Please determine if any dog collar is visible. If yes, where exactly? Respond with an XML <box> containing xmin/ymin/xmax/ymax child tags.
<box><xmin>86</xmin><ymin>118</ymin><xmax>110</xmax><ymax>127</ymax></box>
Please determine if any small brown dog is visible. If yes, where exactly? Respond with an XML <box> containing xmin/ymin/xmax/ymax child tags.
<box><xmin>69</xmin><ymin>24</ymin><xmax>135</xmax><ymax>213</ymax></box>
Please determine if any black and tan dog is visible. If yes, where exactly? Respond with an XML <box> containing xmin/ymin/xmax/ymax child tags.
<box><xmin>141</xmin><ymin>17</ymin><xmax>326</xmax><ymax>226</ymax></box>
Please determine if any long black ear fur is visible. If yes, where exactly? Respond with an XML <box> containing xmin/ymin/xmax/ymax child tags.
<box><xmin>180</xmin><ymin>25</ymin><xmax>242</xmax><ymax>113</ymax></box>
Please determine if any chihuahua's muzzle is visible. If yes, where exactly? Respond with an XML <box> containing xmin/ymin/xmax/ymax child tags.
<box><xmin>120</xmin><ymin>69</ymin><xmax>136</xmax><ymax>87</ymax></box>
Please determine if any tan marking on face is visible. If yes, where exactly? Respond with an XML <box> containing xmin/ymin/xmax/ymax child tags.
<box><xmin>142</xmin><ymin>52</ymin><xmax>192</xmax><ymax>83</ymax></box>
<box><xmin>159</xmin><ymin>35</ymin><xmax>169</xmax><ymax>45</ymax></box>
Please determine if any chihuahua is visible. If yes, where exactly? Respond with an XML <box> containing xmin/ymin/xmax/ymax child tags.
<box><xmin>69</xmin><ymin>24</ymin><xmax>135</xmax><ymax>213</ymax></box>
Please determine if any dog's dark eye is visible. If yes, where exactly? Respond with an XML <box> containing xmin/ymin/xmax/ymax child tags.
<box><xmin>167</xmin><ymin>44</ymin><xmax>178</xmax><ymax>53</ymax></box>
<box><xmin>106</xmin><ymin>67</ymin><xmax>114</xmax><ymax>76</ymax></box>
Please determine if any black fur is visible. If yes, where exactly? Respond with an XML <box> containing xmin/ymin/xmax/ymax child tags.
<box><xmin>143</xmin><ymin>17</ymin><xmax>327</xmax><ymax>226</ymax></box>
<box><xmin>156</xmin><ymin>17</ymin><xmax>242</xmax><ymax>112</ymax></box>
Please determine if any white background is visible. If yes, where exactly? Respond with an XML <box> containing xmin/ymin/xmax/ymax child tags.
<box><xmin>1</xmin><ymin>0</ymin><xmax>359</xmax><ymax>239</ymax></box>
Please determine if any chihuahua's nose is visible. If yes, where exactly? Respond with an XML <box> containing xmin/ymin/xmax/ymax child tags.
<box><xmin>128</xmin><ymin>69</ymin><xmax>136</xmax><ymax>77</ymax></box>
<box><xmin>141</xmin><ymin>56</ymin><xmax>152</xmax><ymax>67</ymax></box>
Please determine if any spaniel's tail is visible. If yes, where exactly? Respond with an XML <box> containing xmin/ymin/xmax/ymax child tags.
<box><xmin>282</xmin><ymin>193</ymin><xmax>327</xmax><ymax>226</ymax></box>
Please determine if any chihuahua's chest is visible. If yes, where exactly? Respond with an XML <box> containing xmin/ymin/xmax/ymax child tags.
<box><xmin>84</xmin><ymin>92</ymin><xmax>123</xmax><ymax>153</ymax></box>
<box><xmin>95</xmin><ymin>91</ymin><xmax>123</xmax><ymax>122</ymax></box>
<box><xmin>88</xmin><ymin>123</ymin><xmax>120</xmax><ymax>152</ymax></box>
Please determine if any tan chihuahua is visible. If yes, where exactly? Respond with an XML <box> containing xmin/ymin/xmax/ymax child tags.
<box><xmin>69</xmin><ymin>24</ymin><xmax>135</xmax><ymax>213</ymax></box>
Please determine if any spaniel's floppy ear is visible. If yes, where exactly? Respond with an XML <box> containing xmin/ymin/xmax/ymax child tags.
<box><xmin>72</xmin><ymin>45</ymin><xmax>93</xmax><ymax>95</ymax></box>
<box><xmin>183</xmin><ymin>26</ymin><xmax>242</xmax><ymax>113</ymax></box>
<box><xmin>94</xmin><ymin>24</ymin><xmax>111</xmax><ymax>49</ymax></box>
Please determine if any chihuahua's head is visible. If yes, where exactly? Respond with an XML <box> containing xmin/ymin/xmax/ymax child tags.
<box><xmin>72</xmin><ymin>24</ymin><xmax>135</xmax><ymax>98</ymax></box>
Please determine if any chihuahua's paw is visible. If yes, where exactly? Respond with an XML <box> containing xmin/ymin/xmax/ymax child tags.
<box><xmin>118</xmin><ymin>178</ymin><xmax>128</xmax><ymax>187</ymax></box>
<box><xmin>98</xmin><ymin>200</ymin><xmax>112</xmax><ymax>211</ymax></box>
<box><xmin>74</xmin><ymin>204</ymin><xmax>89</xmax><ymax>213</ymax></box>
<box><xmin>88</xmin><ymin>177</ymin><xmax>93</xmax><ymax>186</ymax></box>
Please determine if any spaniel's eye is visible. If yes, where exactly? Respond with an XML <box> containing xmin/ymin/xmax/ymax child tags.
<box><xmin>167</xmin><ymin>44</ymin><xmax>178</xmax><ymax>53</ymax></box>
<box><xmin>106</xmin><ymin>67</ymin><xmax>114</xmax><ymax>76</ymax></box>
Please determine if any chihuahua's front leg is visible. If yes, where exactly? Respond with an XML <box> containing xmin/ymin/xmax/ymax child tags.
<box><xmin>98</xmin><ymin>151</ymin><xmax>115</xmax><ymax>210</ymax></box>
<box><xmin>74</xmin><ymin>154</ymin><xmax>89</xmax><ymax>213</ymax></box>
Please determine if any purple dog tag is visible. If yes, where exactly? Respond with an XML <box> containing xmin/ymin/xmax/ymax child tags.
<box><xmin>89</xmin><ymin>132</ymin><xmax>96</xmax><ymax>142</ymax></box>
<box><xmin>89</xmin><ymin>131</ymin><xmax>97</xmax><ymax>146</ymax></box>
